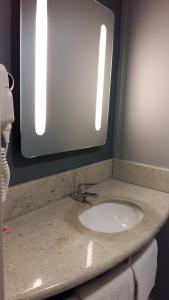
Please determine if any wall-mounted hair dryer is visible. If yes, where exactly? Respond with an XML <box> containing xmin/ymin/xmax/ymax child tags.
<box><xmin>0</xmin><ymin>64</ymin><xmax>15</xmax><ymax>202</ymax></box>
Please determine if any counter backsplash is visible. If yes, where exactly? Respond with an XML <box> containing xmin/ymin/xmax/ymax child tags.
<box><xmin>113</xmin><ymin>159</ymin><xmax>169</xmax><ymax>194</ymax></box>
<box><xmin>4</xmin><ymin>158</ymin><xmax>169</xmax><ymax>222</ymax></box>
<box><xmin>3</xmin><ymin>159</ymin><xmax>113</xmax><ymax>222</ymax></box>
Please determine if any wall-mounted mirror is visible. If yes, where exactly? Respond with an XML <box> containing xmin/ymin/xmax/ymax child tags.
<box><xmin>20</xmin><ymin>0</ymin><xmax>114</xmax><ymax>158</ymax></box>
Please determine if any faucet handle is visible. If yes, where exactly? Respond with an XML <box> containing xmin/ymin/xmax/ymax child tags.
<box><xmin>75</xmin><ymin>183</ymin><xmax>98</xmax><ymax>202</ymax></box>
<box><xmin>79</xmin><ymin>183</ymin><xmax>96</xmax><ymax>187</ymax></box>
<box><xmin>77</xmin><ymin>183</ymin><xmax>96</xmax><ymax>192</ymax></box>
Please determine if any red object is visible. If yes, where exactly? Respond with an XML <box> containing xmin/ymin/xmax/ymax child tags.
<box><xmin>0</xmin><ymin>226</ymin><xmax>10</xmax><ymax>234</ymax></box>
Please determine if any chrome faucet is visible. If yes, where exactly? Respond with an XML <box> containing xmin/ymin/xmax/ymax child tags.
<box><xmin>74</xmin><ymin>183</ymin><xmax>98</xmax><ymax>202</ymax></box>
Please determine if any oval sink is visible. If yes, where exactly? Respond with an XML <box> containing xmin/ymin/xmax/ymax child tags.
<box><xmin>79</xmin><ymin>201</ymin><xmax>144</xmax><ymax>233</ymax></box>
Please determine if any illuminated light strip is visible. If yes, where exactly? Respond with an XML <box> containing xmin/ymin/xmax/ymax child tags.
<box><xmin>95</xmin><ymin>24</ymin><xmax>107</xmax><ymax>131</ymax></box>
<box><xmin>35</xmin><ymin>0</ymin><xmax>48</xmax><ymax>136</ymax></box>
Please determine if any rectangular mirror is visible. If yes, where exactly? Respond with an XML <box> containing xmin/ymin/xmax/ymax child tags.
<box><xmin>20</xmin><ymin>0</ymin><xmax>114</xmax><ymax>158</ymax></box>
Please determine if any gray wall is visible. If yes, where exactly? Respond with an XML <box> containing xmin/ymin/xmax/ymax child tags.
<box><xmin>117</xmin><ymin>1</ymin><xmax>169</xmax><ymax>300</ymax></box>
<box><xmin>0</xmin><ymin>2</ymin><xmax>11</xmax><ymax>297</ymax></box>
<box><xmin>0</xmin><ymin>0</ymin><xmax>11</xmax><ymax>70</ymax></box>
<box><xmin>0</xmin><ymin>0</ymin><xmax>121</xmax><ymax>186</ymax></box>
<box><xmin>119</xmin><ymin>0</ymin><xmax>169</xmax><ymax>168</ymax></box>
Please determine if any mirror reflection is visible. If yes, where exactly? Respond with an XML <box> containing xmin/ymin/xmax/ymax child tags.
<box><xmin>20</xmin><ymin>0</ymin><xmax>114</xmax><ymax>158</ymax></box>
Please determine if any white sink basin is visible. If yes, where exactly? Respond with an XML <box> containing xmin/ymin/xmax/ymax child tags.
<box><xmin>79</xmin><ymin>201</ymin><xmax>144</xmax><ymax>233</ymax></box>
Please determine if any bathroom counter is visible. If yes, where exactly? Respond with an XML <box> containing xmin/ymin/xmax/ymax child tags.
<box><xmin>3</xmin><ymin>179</ymin><xmax>169</xmax><ymax>300</ymax></box>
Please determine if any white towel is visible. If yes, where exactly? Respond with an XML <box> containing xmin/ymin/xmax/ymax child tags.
<box><xmin>130</xmin><ymin>239</ymin><xmax>158</xmax><ymax>300</ymax></box>
<box><xmin>73</xmin><ymin>263</ymin><xmax>135</xmax><ymax>300</ymax></box>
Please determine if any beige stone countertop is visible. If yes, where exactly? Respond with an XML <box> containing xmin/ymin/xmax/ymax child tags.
<box><xmin>3</xmin><ymin>179</ymin><xmax>169</xmax><ymax>300</ymax></box>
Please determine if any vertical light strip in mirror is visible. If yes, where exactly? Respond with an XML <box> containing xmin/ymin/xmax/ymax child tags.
<box><xmin>95</xmin><ymin>24</ymin><xmax>107</xmax><ymax>131</ymax></box>
<box><xmin>35</xmin><ymin>0</ymin><xmax>48</xmax><ymax>136</ymax></box>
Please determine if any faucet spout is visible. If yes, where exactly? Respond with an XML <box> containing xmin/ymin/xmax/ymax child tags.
<box><xmin>74</xmin><ymin>183</ymin><xmax>98</xmax><ymax>202</ymax></box>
